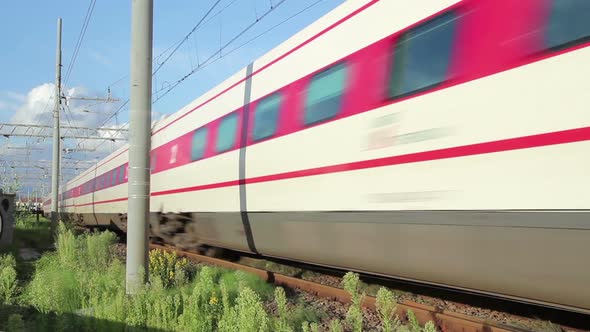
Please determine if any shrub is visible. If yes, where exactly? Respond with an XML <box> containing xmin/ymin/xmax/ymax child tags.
<box><xmin>25</xmin><ymin>253</ymin><xmax>82</xmax><ymax>313</ymax></box>
<box><xmin>149</xmin><ymin>249</ymin><xmax>190</xmax><ymax>288</ymax></box>
<box><xmin>0</xmin><ymin>254</ymin><xmax>17</xmax><ymax>304</ymax></box>
<box><xmin>55</xmin><ymin>223</ymin><xmax>78</xmax><ymax>267</ymax></box>
<box><xmin>342</xmin><ymin>272</ymin><xmax>364</xmax><ymax>332</ymax></box>
<box><xmin>274</xmin><ymin>287</ymin><xmax>293</xmax><ymax>332</ymax></box>
<box><xmin>376</xmin><ymin>287</ymin><xmax>402</xmax><ymax>332</ymax></box>
<box><xmin>85</xmin><ymin>230</ymin><xmax>117</xmax><ymax>269</ymax></box>
<box><xmin>7</xmin><ymin>225</ymin><xmax>377</xmax><ymax>332</ymax></box>
<box><xmin>218</xmin><ymin>286</ymin><xmax>270</xmax><ymax>332</ymax></box>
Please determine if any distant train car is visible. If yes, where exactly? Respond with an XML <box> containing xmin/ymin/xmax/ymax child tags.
<box><xmin>50</xmin><ymin>0</ymin><xmax>590</xmax><ymax>314</ymax></box>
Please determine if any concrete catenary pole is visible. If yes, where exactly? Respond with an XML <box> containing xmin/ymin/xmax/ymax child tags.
<box><xmin>126</xmin><ymin>0</ymin><xmax>153</xmax><ymax>294</ymax></box>
<box><xmin>50</xmin><ymin>18</ymin><xmax>62</xmax><ymax>232</ymax></box>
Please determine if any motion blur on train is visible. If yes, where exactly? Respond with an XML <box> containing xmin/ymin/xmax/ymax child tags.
<box><xmin>43</xmin><ymin>0</ymin><xmax>590</xmax><ymax>314</ymax></box>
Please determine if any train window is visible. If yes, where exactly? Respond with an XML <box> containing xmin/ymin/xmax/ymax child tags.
<box><xmin>150</xmin><ymin>153</ymin><xmax>157</xmax><ymax>173</ymax></box>
<box><xmin>305</xmin><ymin>62</ymin><xmax>347</xmax><ymax>126</ymax></box>
<box><xmin>388</xmin><ymin>11</ymin><xmax>458</xmax><ymax>99</ymax></box>
<box><xmin>253</xmin><ymin>93</ymin><xmax>281</xmax><ymax>141</ymax></box>
<box><xmin>119</xmin><ymin>165</ymin><xmax>125</xmax><ymax>183</ymax></box>
<box><xmin>216</xmin><ymin>112</ymin><xmax>238</xmax><ymax>153</ymax></box>
<box><xmin>545</xmin><ymin>0</ymin><xmax>590</xmax><ymax>50</ymax></box>
<box><xmin>191</xmin><ymin>127</ymin><xmax>208</xmax><ymax>161</ymax></box>
<box><xmin>112</xmin><ymin>169</ymin><xmax>117</xmax><ymax>186</ymax></box>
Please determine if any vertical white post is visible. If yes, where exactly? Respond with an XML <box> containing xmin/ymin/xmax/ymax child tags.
<box><xmin>126</xmin><ymin>0</ymin><xmax>153</xmax><ymax>294</ymax></box>
<box><xmin>51</xmin><ymin>18</ymin><xmax>62</xmax><ymax>231</ymax></box>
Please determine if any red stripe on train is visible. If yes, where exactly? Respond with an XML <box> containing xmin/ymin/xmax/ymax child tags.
<box><xmin>61</xmin><ymin>126</ymin><xmax>590</xmax><ymax>208</ymax></box>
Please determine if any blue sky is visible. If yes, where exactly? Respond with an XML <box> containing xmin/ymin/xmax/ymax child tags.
<box><xmin>0</xmin><ymin>0</ymin><xmax>345</xmax><ymax>194</ymax></box>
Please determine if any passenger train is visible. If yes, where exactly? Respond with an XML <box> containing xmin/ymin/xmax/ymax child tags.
<box><xmin>44</xmin><ymin>0</ymin><xmax>590</xmax><ymax>314</ymax></box>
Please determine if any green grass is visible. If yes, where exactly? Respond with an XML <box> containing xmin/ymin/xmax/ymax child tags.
<box><xmin>13</xmin><ymin>213</ymin><xmax>53</xmax><ymax>249</ymax></box>
<box><xmin>0</xmin><ymin>213</ymin><xmax>53</xmax><ymax>287</ymax></box>
<box><xmin>0</xmin><ymin>222</ymin><xmax>444</xmax><ymax>331</ymax></box>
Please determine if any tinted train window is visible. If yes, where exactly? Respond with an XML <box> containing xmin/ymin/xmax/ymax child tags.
<box><xmin>112</xmin><ymin>169</ymin><xmax>117</xmax><ymax>186</ymax></box>
<box><xmin>253</xmin><ymin>93</ymin><xmax>281</xmax><ymax>141</ymax></box>
<box><xmin>150</xmin><ymin>154</ymin><xmax>157</xmax><ymax>173</ymax></box>
<box><xmin>388</xmin><ymin>11</ymin><xmax>458</xmax><ymax>99</ymax></box>
<box><xmin>545</xmin><ymin>0</ymin><xmax>590</xmax><ymax>50</ymax></box>
<box><xmin>191</xmin><ymin>127</ymin><xmax>208</xmax><ymax>161</ymax></box>
<box><xmin>216</xmin><ymin>112</ymin><xmax>238</xmax><ymax>153</ymax></box>
<box><xmin>119</xmin><ymin>165</ymin><xmax>125</xmax><ymax>183</ymax></box>
<box><xmin>305</xmin><ymin>62</ymin><xmax>347</xmax><ymax>126</ymax></box>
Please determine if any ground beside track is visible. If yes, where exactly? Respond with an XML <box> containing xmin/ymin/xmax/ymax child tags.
<box><xmin>113</xmin><ymin>243</ymin><xmax>385</xmax><ymax>331</ymax></box>
<box><xmin>235</xmin><ymin>252</ymin><xmax>589</xmax><ymax>332</ymax></box>
<box><xmin>8</xmin><ymin>216</ymin><xmax>582</xmax><ymax>332</ymax></box>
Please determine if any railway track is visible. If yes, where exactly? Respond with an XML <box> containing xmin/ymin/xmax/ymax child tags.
<box><xmin>150</xmin><ymin>243</ymin><xmax>579</xmax><ymax>332</ymax></box>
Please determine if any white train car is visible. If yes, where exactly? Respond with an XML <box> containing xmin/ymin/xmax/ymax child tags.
<box><xmin>49</xmin><ymin>0</ymin><xmax>590</xmax><ymax>314</ymax></box>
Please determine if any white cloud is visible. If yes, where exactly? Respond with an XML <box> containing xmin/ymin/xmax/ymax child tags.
<box><xmin>1</xmin><ymin>83</ymin><xmax>131</xmax><ymax>188</ymax></box>
<box><xmin>9</xmin><ymin>83</ymin><xmax>55</xmax><ymax>124</ymax></box>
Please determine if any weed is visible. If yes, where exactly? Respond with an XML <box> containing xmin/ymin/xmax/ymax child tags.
<box><xmin>12</xmin><ymin>214</ymin><xmax>52</xmax><ymax>249</ymax></box>
<box><xmin>302</xmin><ymin>321</ymin><xmax>310</xmax><ymax>332</ymax></box>
<box><xmin>149</xmin><ymin>248</ymin><xmax>191</xmax><ymax>288</ymax></box>
<box><xmin>329</xmin><ymin>319</ymin><xmax>344</xmax><ymax>332</ymax></box>
<box><xmin>301</xmin><ymin>321</ymin><xmax>319</xmax><ymax>332</ymax></box>
<box><xmin>423</xmin><ymin>321</ymin><xmax>438</xmax><ymax>332</ymax></box>
<box><xmin>55</xmin><ymin>223</ymin><xmax>78</xmax><ymax>267</ymax></box>
<box><xmin>274</xmin><ymin>287</ymin><xmax>293</xmax><ymax>332</ymax></box>
<box><xmin>407</xmin><ymin>309</ymin><xmax>421</xmax><ymax>332</ymax></box>
<box><xmin>218</xmin><ymin>286</ymin><xmax>270</xmax><ymax>332</ymax></box>
<box><xmin>288</xmin><ymin>303</ymin><xmax>323</xmax><ymax>331</ymax></box>
<box><xmin>85</xmin><ymin>230</ymin><xmax>116</xmax><ymax>268</ymax></box>
<box><xmin>4</xmin><ymin>225</ymin><xmax>449</xmax><ymax>332</ymax></box>
<box><xmin>309</xmin><ymin>322</ymin><xmax>320</xmax><ymax>332</ymax></box>
<box><xmin>342</xmin><ymin>272</ymin><xmax>364</xmax><ymax>332</ymax></box>
<box><xmin>7</xmin><ymin>313</ymin><xmax>24</xmax><ymax>332</ymax></box>
<box><xmin>376</xmin><ymin>287</ymin><xmax>402</xmax><ymax>332</ymax></box>
<box><xmin>0</xmin><ymin>254</ymin><xmax>18</xmax><ymax>304</ymax></box>
<box><xmin>402</xmin><ymin>309</ymin><xmax>440</xmax><ymax>332</ymax></box>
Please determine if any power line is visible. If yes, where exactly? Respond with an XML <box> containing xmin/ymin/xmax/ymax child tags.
<box><xmin>71</xmin><ymin>0</ymin><xmax>326</xmax><ymax>159</ymax></box>
<box><xmin>152</xmin><ymin>0</ymin><xmax>223</xmax><ymax>76</ymax></box>
<box><xmin>224</xmin><ymin>0</ymin><xmax>326</xmax><ymax>56</ymax></box>
<box><xmin>63</xmin><ymin>0</ymin><xmax>97</xmax><ymax>87</ymax></box>
<box><xmin>90</xmin><ymin>0</ymin><xmax>245</xmax><ymax>146</ymax></box>
<box><xmin>84</xmin><ymin>1</ymin><xmax>230</xmax><ymax>153</ymax></box>
<box><xmin>83</xmin><ymin>1</ymin><xmax>231</xmax><ymax>154</ymax></box>
<box><xmin>153</xmin><ymin>0</ymin><xmax>289</xmax><ymax>104</ymax></box>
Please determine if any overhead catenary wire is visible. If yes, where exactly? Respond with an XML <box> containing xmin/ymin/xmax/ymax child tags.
<box><xmin>90</xmin><ymin>0</ymin><xmax>244</xmax><ymax>128</ymax></box>
<box><xmin>153</xmin><ymin>0</ymin><xmax>289</xmax><ymax>104</ymax></box>
<box><xmin>63</xmin><ymin>0</ymin><xmax>97</xmax><ymax>87</ymax></box>
<box><xmin>75</xmin><ymin>0</ymin><xmax>328</xmax><ymax>166</ymax></box>
<box><xmin>80</xmin><ymin>0</ymin><xmax>236</xmax><ymax>156</ymax></box>
<box><xmin>152</xmin><ymin>0</ymin><xmax>326</xmax><ymax>104</ymax></box>
<box><xmin>152</xmin><ymin>0</ymin><xmax>223</xmax><ymax>76</ymax></box>
<box><xmin>57</xmin><ymin>0</ymin><xmax>97</xmax><ymax>157</ymax></box>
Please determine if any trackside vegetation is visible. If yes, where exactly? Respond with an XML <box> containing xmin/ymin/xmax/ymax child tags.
<box><xmin>0</xmin><ymin>220</ymin><xmax>441</xmax><ymax>331</ymax></box>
